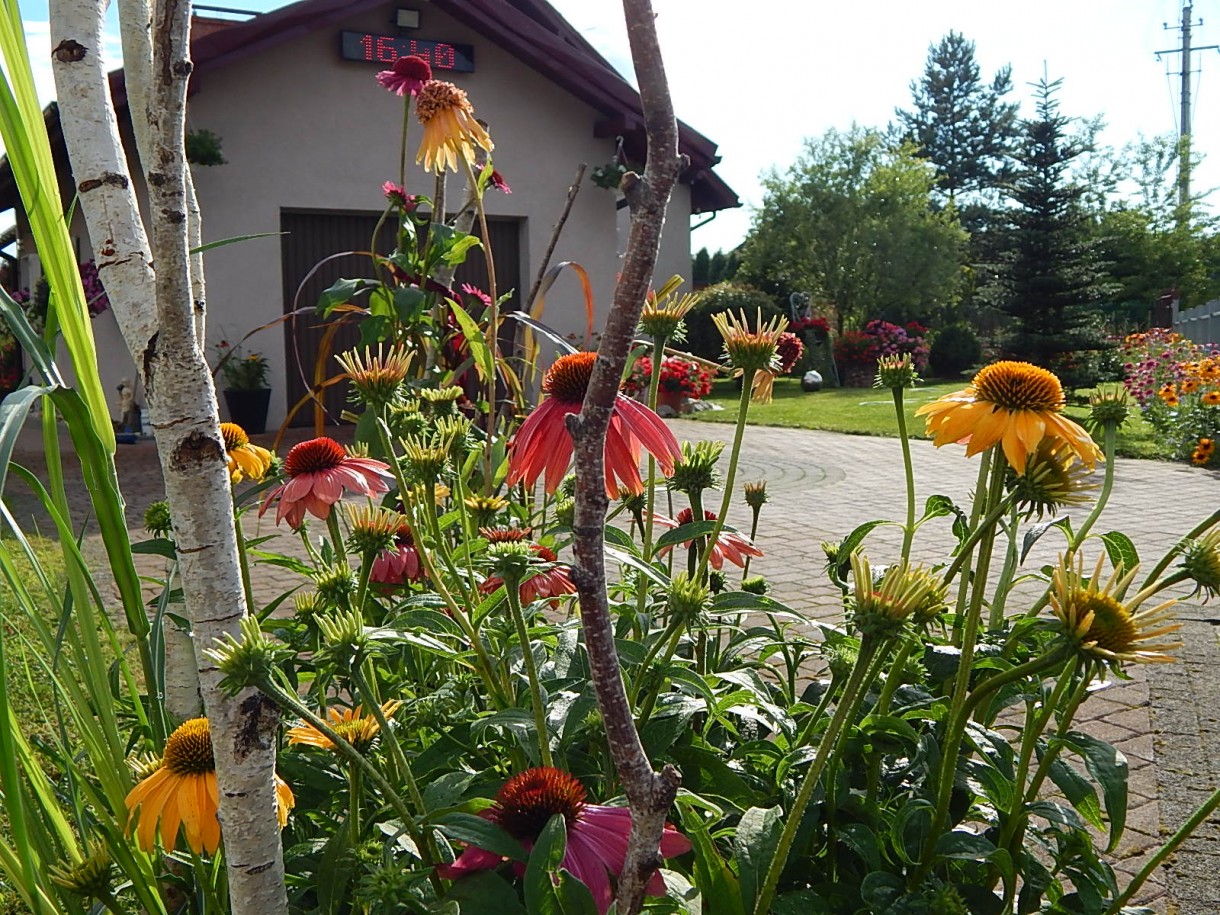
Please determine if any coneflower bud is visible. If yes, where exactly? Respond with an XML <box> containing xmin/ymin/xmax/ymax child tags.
<box><xmin>667</xmin><ymin>573</ymin><xmax>710</xmax><ymax>623</ymax></box>
<box><xmin>314</xmin><ymin>564</ymin><xmax>358</xmax><ymax>608</ymax></box>
<box><xmin>144</xmin><ymin>500</ymin><xmax>173</xmax><ymax>537</ymax></box>
<box><xmin>743</xmin><ymin>480</ymin><xmax>769</xmax><ymax>508</ymax></box>
<box><xmin>417</xmin><ymin>385</ymin><xmax>465</xmax><ymax>417</ymax></box>
<box><xmin>668</xmin><ymin>440</ymin><xmax>724</xmax><ymax>497</ymax></box>
<box><xmin>874</xmin><ymin>353</ymin><xmax>919</xmax><ymax>390</ymax></box>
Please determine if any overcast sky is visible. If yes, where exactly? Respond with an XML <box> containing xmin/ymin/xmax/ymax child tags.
<box><xmin>16</xmin><ymin>0</ymin><xmax>1220</xmax><ymax>255</ymax></box>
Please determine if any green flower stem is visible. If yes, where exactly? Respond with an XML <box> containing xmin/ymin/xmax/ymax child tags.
<box><xmin>986</xmin><ymin>505</ymin><xmax>1021</xmax><ymax>631</ymax></box>
<box><xmin>298</xmin><ymin>526</ymin><xmax>323</xmax><ymax>566</ymax></box>
<box><xmin>634</xmin><ymin>618</ymin><xmax>687</xmax><ymax>726</ymax></box>
<box><xmin>504</xmin><ymin>581</ymin><xmax>553</xmax><ymax>767</ymax></box>
<box><xmin>641</xmin><ymin>334</ymin><xmax>667</xmax><ymax>561</ymax></box>
<box><xmin>349</xmin><ymin>761</ymin><xmax>363</xmax><ymax>847</ymax></box>
<box><xmin>688</xmin><ymin>488</ymin><xmax>705</xmax><ymax>578</ymax></box>
<box><xmin>94</xmin><ymin>890</ymin><xmax>128</xmax><ymax>915</ymax></box>
<box><xmin>233</xmin><ymin>511</ymin><xmax>257</xmax><ymax>620</ymax></box>
<box><xmin>1144</xmin><ymin>568</ymin><xmax>1192</xmax><ymax>597</ymax></box>
<box><xmin>459</xmin><ymin>155</ymin><xmax>501</xmax><ymax>492</ymax></box>
<box><xmin>1019</xmin><ymin>666</ymin><xmax>1092</xmax><ymax>805</ymax></box>
<box><xmin>1069</xmin><ymin>422</ymin><xmax>1118</xmax><ymax>551</ymax></box>
<box><xmin>698</xmin><ymin>366</ymin><xmax>757</xmax><ymax>582</ymax></box>
<box><xmin>1105</xmin><ymin>782</ymin><xmax>1220</xmax><ymax>914</ymax></box>
<box><xmin>397</xmin><ymin>96</ymin><xmax>410</xmax><ymax>197</ymax></box>
<box><xmin>874</xmin><ymin>638</ymin><xmax>916</xmax><ymax>717</ymax></box>
<box><xmin>741</xmin><ymin>502</ymin><xmax>763</xmax><ymax>583</ymax></box>
<box><xmin>952</xmin><ymin>452</ymin><xmax>994</xmax><ymax>645</ymax></box>
<box><xmin>960</xmin><ymin>648</ymin><xmax>1072</xmax><ymax>725</ymax></box>
<box><xmin>923</xmin><ymin>449</ymin><xmax>1008</xmax><ymax>868</ymax></box>
<box><xmin>255</xmin><ymin>676</ymin><xmax>434</xmax><ymax>869</ymax></box>
<box><xmin>451</xmin><ymin>465</ymin><xmax>481</xmax><ymax>589</ymax></box>
<box><xmin>892</xmin><ymin>387</ymin><xmax>917</xmax><ymax>561</ymax></box>
<box><xmin>375</xmin><ymin>419</ymin><xmax>507</xmax><ymax>707</ymax></box>
<box><xmin>1144</xmin><ymin>506</ymin><xmax>1220</xmax><ymax>588</ymax></box>
<box><xmin>351</xmin><ymin>663</ymin><xmax>430</xmax><ymax>821</ymax></box>
<box><xmin>753</xmin><ymin>636</ymin><xmax>885</xmax><ymax>915</ymax></box>
<box><xmin>325</xmin><ymin>511</ymin><xmax>348</xmax><ymax>567</ymax></box>
<box><xmin>353</xmin><ymin>549</ymin><xmax>376</xmax><ymax>621</ymax></box>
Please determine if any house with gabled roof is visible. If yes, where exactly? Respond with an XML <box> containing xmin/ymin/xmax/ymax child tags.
<box><xmin>0</xmin><ymin>0</ymin><xmax>737</xmax><ymax>427</ymax></box>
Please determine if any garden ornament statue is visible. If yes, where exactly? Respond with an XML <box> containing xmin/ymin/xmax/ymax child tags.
<box><xmin>802</xmin><ymin>369</ymin><xmax>823</xmax><ymax>392</ymax></box>
<box><xmin>115</xmin><ymin>378</ymin><xmax>141</xmax><ymax>434</ymax></box>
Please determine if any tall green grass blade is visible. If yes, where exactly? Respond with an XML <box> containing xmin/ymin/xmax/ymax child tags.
<box><xmin>0</xmin><ymin>4</ymin><xmax>113</xmax><ymax>449</ymax></box>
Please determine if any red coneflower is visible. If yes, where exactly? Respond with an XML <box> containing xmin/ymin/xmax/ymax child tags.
<box><xmin>507</xmin><ymin>352</ymin><xmax>681</xmax><ymax>498</ymax></box>
<box><xmin>437</xmin><ymin>767</ymin><xmax>690</xmax><ymax>914</ymax></box>
<box><xmin>375</xmin><ymin>54</ymin><xmax>432</xmax><ymax>97</ymax></box>
<box><xmin>370</xmin><ymin>523</ymin><xmax>424</xmax><ymax>586</ymax></box>
<box><xmin>259</xmin><ymin>437</ymin><xmax>392</xmax><ymax>528</ymax></box>
<box><xmin>651</xmin><ymin>508</ymin><xmax>764</xmax><ymax>569</ymax></box>
<box><xmin>481</xmin><ymin>545</ymin><xmax>577</xmax><ymax>605</ymax></box>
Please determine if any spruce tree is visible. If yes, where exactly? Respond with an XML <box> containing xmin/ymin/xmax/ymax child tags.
<box><xmin>993</xmin><ymin>77</ymin><xmax>1115</xmax><ymax>368</ymax></box>
<box><xmin>897</xmin><ymin>31</ymin><xmax>1018</xmax><ymax>202</ymax></box>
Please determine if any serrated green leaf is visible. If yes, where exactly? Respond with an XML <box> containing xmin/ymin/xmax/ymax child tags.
<box><xmin>1100</xmin><ymin>531</ymin><xmax>1139</xmax><ymax>572</ymax></box>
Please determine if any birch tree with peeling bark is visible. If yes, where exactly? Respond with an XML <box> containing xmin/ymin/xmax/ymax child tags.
<box><xmin>567</xmin><ymin>2</ymin><xmax>685</xmax><ymax>912</ymax></box>
<box><xmin>48</xmin><ymin>2</ymin><xmax>288</xmax><ymax>912</ymax></box>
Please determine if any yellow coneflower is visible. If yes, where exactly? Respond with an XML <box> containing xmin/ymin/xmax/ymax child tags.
<box><xmin>286</xmin><ymin>701</ymin><xmax>403</xmax><ymax>754</ymax></box>
<box><xmin>639</xmin><ymin>291</ymin><xmax>698</xmax><ymax>340</ymax></box>
<box><xmin>1049</xmin><ymin>554</ymin><xmax>1181</xmax><ymax>665</ymax></box>
<box><xmin>1010</xmin><ymin>439</ymin><xmax>1099</xmax><ymax>518</ymax></box>
<box><xmin>415</xmin><ymin>80</ymin><xmax>492</xmax><ymax>174</ymax></box>
<box><xmin>1203</xmin><ymin>390</ymin><xmax>1220</xmax><ymax>407</ymax></box>
<box><xmin>335</xmin><ymin>343</ymin><xmax>413</xmax><ymax>406</ymax></box>
<box><xmin>125</xmin><ymin>718</ymin><xmax>294</xmax><ymax>854</ymax></box>
<box><xmin>345</xmin><ymin>504</ymin><xmax>407</xmax><ymax>556</ymax></box>
<box><xmin>464</xmin><ymin>494</ymin><xmax>509</xmax><ymax>527</ymax></box>
<box><xmin>220</xmin><ymin>422</ymin><xmax>274</xmax><ymax>483</ymax></box>
<box><xmin>849</xmin><ymin>552</ymin><xmax>948</xmax><ymax>637</ymax></box>
<box><xmin>915</xmin><ymin>361</ymin><xmax>1102</xmax><ymax>473</ymax></box>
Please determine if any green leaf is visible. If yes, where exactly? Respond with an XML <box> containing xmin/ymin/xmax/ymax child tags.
<box><xmin>1021</xmin><ymin>517</ymin><xmax>1072</xmax><ymax>562</ymax></box>
<box><xmin>393</xmin><ymin>285</ymin><xmax>429</xmax><ymax>323</ymax></box>
<box><xmin>525</xmin><ymin>814</ymin><xmax>597</xmax><ymax>915</ymax></box>
<box><xmin>435</xmin><ymin>813</ymin><xmax>528</xmax><ymax>863</ymax></box>
<box><xmin>318</xmin><ymin>277</ymin><xmax>379</xmax><ymax>315</ymax></box>
<box><xmin>1046</xmin><ymin>752</ymin><xmax>1104</xmax><ymax>831</ymax></box>
<box><xmin>1100</xmin><ymin>531</ymin><xmax>1139</xmax><ymax>572</ymax></box>
<box><xmin>655</xmin><ymin>519</ymin><xmax>722</xmax><ymax>549</ymax></box>
<box><xmin>190</xmin><ymin>230</ymin><xmax>286</xmax><ymax>254</ymax></box>
<box><xmin>1063</xmin><ymin>731</ymin><xmax>1129</xmax><ymax>850</ymax></box>
<box><xmin>451</xmin><ymin>299</ymin><xmax>495</xmax><ymax>384</ymax></box>
<box><xmin>838</xmin><ymin>519</ymin><xmax>890</xmax><ymax>557</ymax></box>
<box><xmin>446</xmin><ymin>871</ymin><xmax>527</xmax><ymax>915</ymax></box>
<box><xmin>920</xmin><ymin>493</ymin><xmax>965</xmax><ymax>526</ymax></box>
<box><xmin>0</xmin><ymin>385</ymin><xmax>53</xmax><ymax>497</ymax></box>
<box><xmin>859</xmin><ymin>872</ymin><xmax>905</xmax><ymax>910</ymax></box>
<box><xmin>934</xmin><ymin>830</ymin><xmax>998</xmax><ymax>860</ymax></box>
<box><xmin>733</xmin><ymin>806</ymin><xmax>781</xmax><ymax>911</ymax></box>
<box><xmin>677</xmin><ymin>801</ymin><xmax>744</xmax><ymax>915</ymax></box>
<box><xmin>429</xmin><ymin>223</ymin><xmax>483</xmax><ymax>267</ymax></box>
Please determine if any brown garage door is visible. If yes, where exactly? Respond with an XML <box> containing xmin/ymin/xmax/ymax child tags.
<box><xmin>280</xmin><ymin>208</ymin><xmax>521</xmax><ymax>426</ymax></box>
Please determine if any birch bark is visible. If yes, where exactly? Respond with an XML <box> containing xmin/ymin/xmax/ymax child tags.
<box><xmin>49</xmin><ymin>1</ymin><xmax>288</xmax><ymax>912</ymax></box>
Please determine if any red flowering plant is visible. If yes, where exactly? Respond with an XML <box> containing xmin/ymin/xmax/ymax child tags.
<box><xmin>624</xmin><ymin>354</ymin><xmax>713</xmax><ymax>399</ymax></box>
<box><xmin>789</xmin><ymin>314</ymin><xmax>830</xmax><ymax>341</ymax></box>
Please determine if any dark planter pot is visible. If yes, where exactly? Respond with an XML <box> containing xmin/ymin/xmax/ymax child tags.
<box><xmin>224</xmin><ymin>388</ymin><xmax>271</xmax><ymax>434</ymax></box>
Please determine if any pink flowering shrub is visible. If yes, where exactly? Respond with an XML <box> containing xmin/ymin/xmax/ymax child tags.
<box><xmin>834</xmin><ymin>320</ymin><xmax>930</xmax><ymax>374</ymax></box>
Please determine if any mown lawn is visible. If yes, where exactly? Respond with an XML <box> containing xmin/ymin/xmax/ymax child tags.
<box><xmin>689</xmin><ymin>377</ymin><xmax>1166</xmax><ymax>460</ymax></box>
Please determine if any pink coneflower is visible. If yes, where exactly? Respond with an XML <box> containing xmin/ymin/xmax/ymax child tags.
<box><xmin>489</xmin><ymin>169</ymin><xmax>512</xmax><ymax>194</ymax></box>
<box><xmin>460</xmin><ymin>282</ymin><xmax>492</xmax><ymax>308</ymax></box>
<box><xmin>382</xmin><ymin>181</ymin><xmax>417</xmax><ymax>211</ymax></box>
<box><xmin>370</xmin><ymin>524</ymin><xmax>423</xmax><ymax>586</ymax></box>
<box><xmin>259</xmin><ymin>437</ymin><xmax>392</xmax><ymax>528</ymax></box>
<box><xmin>437</xmin><ymin>767</ymin><xmax>690</xmax><ymax>914</ymax></box>
<box><xmin>507</xmin><ymin>352</ymin><xmax>681</xmax><ymax>499</ymax></box>
<box><xmin>376</xmin><ymin>54</ymin><xmax>432</xmax><ymax>97</ymax></box>
<box><xmin>481</xmin><ymin>545</ymin><xmax>576</xmax><ymax>605</ymax></box>
<box><xmin>652</xmin><ymin>508</ymin><xmax>764</xmax><ymax>570</ymax></box>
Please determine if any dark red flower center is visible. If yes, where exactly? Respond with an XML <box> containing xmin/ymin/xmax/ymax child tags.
<box><xmin>391</xmin><ymin>55</ymin><xmax>432</xmax><ymax>83</ymax></box>
<box><xmin>285</xmin><ymin>437</ymin><xmax>347</xmax><ymax>477</ymax></box>
<box><xmin>492</xmin><ymin>767</ymin><xmax>586</xmax><ymax>839</ymax></box>
<box><xmin>676</xmin><ymin>508</ymin><xmax>717</xmax><ymax>525</ymax></box>
<box><xmin>480</xmin><ymin>526</ymin><xmax>532</xmax><ymax>543</ymax></box>
<box><xmin>543</xmin><ymin>352</ymin><xmax>597</xmax><ymax>403</ymax></box>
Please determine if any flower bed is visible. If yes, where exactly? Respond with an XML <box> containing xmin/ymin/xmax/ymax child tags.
<box><xmin>1122</xmin><ymin>328</ymin><xmax>1220</xmax><ymax>465</ymax></box>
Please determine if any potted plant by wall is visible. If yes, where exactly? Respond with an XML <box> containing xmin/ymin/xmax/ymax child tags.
<box><xmin>215</xmin><ymin>341</ymin><xmax>271</xmax><ymax>433</ymax></box>
<box><xmin>624</xmin><ymin>354</ymin><xmax>713</xmax><ymax>414</ymax></box>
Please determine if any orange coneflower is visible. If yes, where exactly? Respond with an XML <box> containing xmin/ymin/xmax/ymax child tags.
<box><xmin>125</xmin><ymin>718</ymin><xmax>293</xmax><ymax>854</ymax></box>
<box><xmin>415</xmin><ymin>80</ymin><xmax>492</xmax><ymax>173</ymax></box>
<box><xmin>220</xmin><ymin>422</ymin><xmax>273</xmax><ymax>483</ymax></box>
<box><xmin>506</xmin><ymin>352</ymin><xmax>681</xmax><ymax>498</ymax></box>
<box><xmin>915</xmin><ymin>361</ymin><xmax>1102</xmax><ymax>473</ymax></box>
<box><xmin>286</xmin><ymin>701</ymin><xmax>403</xmax><ymax>753</ymax></box>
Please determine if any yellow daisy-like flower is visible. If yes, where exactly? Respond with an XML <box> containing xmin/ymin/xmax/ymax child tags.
<box><xmin>915</xmin><ymin>361</ymin><xmax>1102</xmax><ymax>473</ymax></box>
<box><xmin>849</xmin><ymin>552</ymin><xmax>948</xmax><ymax>637</ymax></box>
<box><xmin>221</xmin><ymin>422</ymin><xmax>274</xmax><ymax>483</ymax></box>
<box><xmin>286</xmin><ymin>701</ymin><xmax>403</xmax><ymax>754</ymax></box>
<box><xmin>1010</xmin><ymin>439</ymin><xmax>1099</xmax><ymax>518</ymax></box>
<box><xmin>335</xmin><ymin>343</ymin><xmax>414</xmax><ymax>406</ymax></box>
<box><xmin>415</xmin><ymin>80</ymin><xmax>493</xmax><ymax>174</ymax></box>
<box><xmin>639</xmin><ymin>291</ymin><xmax>698</xmax><ymax>341</ymax></box>
<box><xmin>125</xmin><ymin>718</ymin><xmax>294</xmax><ymax>854</ymax></box>
<box><xmin>1049</xmin><ymin>554</ymin><xmax>1181</xmax><ymax>665</ymax></box>
<box><xmin>1203</xmin><ymin>390</ymin><xmax>1220</xmax><ymax>407</ymax></box>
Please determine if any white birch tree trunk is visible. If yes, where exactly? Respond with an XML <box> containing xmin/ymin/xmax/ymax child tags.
<box><xmin>49</xmin><ymin>1</ymin><xmax>288</xmax><ymax>911</ymax></box>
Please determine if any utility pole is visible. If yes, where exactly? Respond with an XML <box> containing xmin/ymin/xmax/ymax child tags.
<box><xmin>1156</xmin><ymin>3</ymin><xmax>1218</xmax><ymax>209</ymax></box>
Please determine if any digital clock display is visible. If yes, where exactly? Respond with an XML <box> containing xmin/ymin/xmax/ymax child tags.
<box><xmin>340</xmin><ymin>31</ymin><xmax>475</xmax><ymax>73</ymax></box>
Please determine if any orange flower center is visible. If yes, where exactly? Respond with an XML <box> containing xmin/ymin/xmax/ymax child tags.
<box><xmin>285</xmin><ymin>437</ymin><xmax>347</xmax><ymax>476</ymax></box>
<box><xmin>493</xmin><ymin>767</ymin><xmax>586</xmax><ymax>839</ymax></box>
<box><xmin>480</xmin><ymin>526</ymin><xmax>532</xmax><ymax>542</ymax></box>
<box><xmin>543</xmin><ymin>352</ymin><xmax>597</xmax><ymax>404</ymax></box>
<box><xmin>1078</xmin><ymin>593</ymin><xmax>1138</xmax><ymax>654</ymax></box>
<box><xmin>532</xmin><ymin>545</ymin><xmax>558</xmax><ymax>562</ymax></box>
<box><xmin>163</xmin><ymin>718</ymin><xmax>215</xmax><ymax>776</ymax></box>
<box><xmin>675</xmin><ymin>508</ymin><xmax>717</xmax><ymax>524</ymax></box>
<box><xmin>220</xmin><ymin>422</ymin><xmax>249</xmax><ymax>451</ymax></box>
<box><xmin>971</xmin><ymin>362</ymin><xmax>1064</xmax><ymax>413</ymax></box>
<box><xmin>415</xmin><ymin>80</ymin><xmax>471</xmax><ymax>122</ymax></box>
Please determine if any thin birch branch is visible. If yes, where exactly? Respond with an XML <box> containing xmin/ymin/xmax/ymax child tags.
<box><xmin>565</xmin><ymin>2</ymin><xmax>684</xmax><ymax>912</ymax></box>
